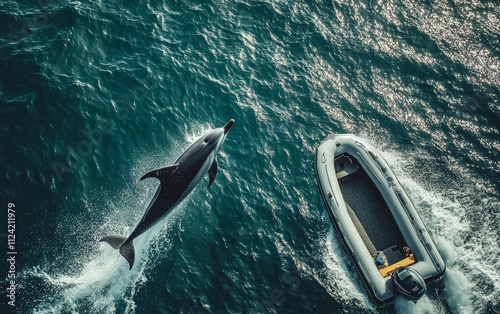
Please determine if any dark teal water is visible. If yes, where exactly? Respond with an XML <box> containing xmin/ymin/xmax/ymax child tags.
<box><xmin>1</xmin><ymin>0</ymin><xmax>499</xmax><ymax>313</ymax></box>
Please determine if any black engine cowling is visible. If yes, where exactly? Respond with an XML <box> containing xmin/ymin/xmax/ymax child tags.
<box><xmin>391</xmin><ymin>267</ymin><xmax>426</xmax><ymax>301</ymax></box>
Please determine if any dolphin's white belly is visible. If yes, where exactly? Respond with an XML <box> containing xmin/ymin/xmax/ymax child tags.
<box><xmin>181</xmin><ymin>152</ymin><xmax>215</xmax><ymax>200</ymax></box>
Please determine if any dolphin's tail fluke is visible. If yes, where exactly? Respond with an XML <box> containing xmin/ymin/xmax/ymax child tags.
<box><xmin>100</xmin><ymin>235</ymin><xmax>135</xmax><ymax>270</ymax></box>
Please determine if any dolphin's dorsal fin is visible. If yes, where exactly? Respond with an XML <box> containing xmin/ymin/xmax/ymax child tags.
<box><xmin>140</xmin><ymin>165</ymin><xmax>178</xmax><ymax>184</ymax></box>
<box><xmin>208</xmin><ymin>160</ymin><xmax>218</xmax><ymax>188</ymax></box>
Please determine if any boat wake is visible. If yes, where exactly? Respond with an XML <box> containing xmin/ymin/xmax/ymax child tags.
<box><xmin>318</xmin><ymin>229</ymin><xmax>376</xmax><ymax>310</ymax></box>
<box><xmin>383</xmin><ymin>151</ymin><xmax>499</xmax><ymax>313</ymax></box>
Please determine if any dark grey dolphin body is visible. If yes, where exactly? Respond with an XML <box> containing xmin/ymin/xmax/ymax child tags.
<box><xmin>100</xmin><ymin>119</ymin><xmax>235</xmax><ymax>269</ymax></box>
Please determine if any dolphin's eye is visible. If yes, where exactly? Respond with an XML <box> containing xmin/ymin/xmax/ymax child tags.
<box><xmin>204</xmin><ymin>139</ymin><xmax>209</xmax><ymax>144</ymax></box>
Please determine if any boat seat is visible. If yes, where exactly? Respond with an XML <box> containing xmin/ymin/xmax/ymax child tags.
<box><xmin>335</xmin><ymin>156</ymin><xmax>360</xmax><ymax>180</ymax></box>
<box><xmin>378</xmin><ymin>254</ymin><xmax>416</xmax><ymax>278</ymax></box>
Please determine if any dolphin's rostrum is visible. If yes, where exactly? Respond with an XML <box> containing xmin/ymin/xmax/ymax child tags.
<box><xmin>100</xmin><ymin>119</ymin><xmax>235</xmax><ymax>269</ymax></box>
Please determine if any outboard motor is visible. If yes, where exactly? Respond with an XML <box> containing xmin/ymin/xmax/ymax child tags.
<box><xmin>391</xmin><ymin>267</ymin><xmax>426</xmax><ymax>301</ymax></box>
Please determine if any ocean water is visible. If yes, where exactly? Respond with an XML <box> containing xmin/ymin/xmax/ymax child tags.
<box><xmin>1</xmin><ymin>0</ymin><xmax>499</xmax><ymax>313</ymax></box>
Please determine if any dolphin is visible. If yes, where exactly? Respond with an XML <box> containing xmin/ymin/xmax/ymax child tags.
<box><xmin>100</xmin><ymin>119</ymin><xmax>235</xmax><ymax>269</ymax></box>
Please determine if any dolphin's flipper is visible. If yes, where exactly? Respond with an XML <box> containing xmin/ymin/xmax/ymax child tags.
<box><xmin>100</xmin><ymin>235</ymin><xmax>135</xmax><ymax>269</ymax></box>
<box><xmin>140</xmin><ymin>165</ymin><xmax>178</xmax><ymax>183</ymax></box>
<box><xmin>208</xmin><ymin>160</ymin><xmax>218</xmax><ymax>188</ymax></box>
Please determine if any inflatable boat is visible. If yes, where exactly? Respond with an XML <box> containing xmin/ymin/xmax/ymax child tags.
<box><xmin>314</xmin><ymin>134</ymin><xmax>445</xmax><ymax>306</ymax></box>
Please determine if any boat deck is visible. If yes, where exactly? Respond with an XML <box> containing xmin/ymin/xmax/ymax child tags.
<box><xmin>335</xmin><ymin>155</ymin><xmax>407</xmax><ymax>265</ymax></box>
